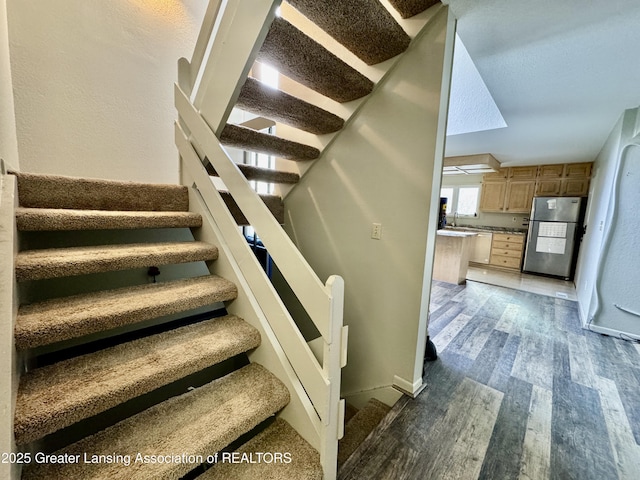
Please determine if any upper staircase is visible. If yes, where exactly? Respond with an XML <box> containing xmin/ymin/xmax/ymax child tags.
<box><xmin>180</xmin><ymin>0</ymin><xmax>443</xmax><ymax>203</ymax></box>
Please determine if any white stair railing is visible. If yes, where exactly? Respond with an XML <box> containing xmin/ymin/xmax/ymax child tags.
<box><xmin>175</xmin><ymin>1</ymin><xmax>346</xmax><ymax>478</ymax></box>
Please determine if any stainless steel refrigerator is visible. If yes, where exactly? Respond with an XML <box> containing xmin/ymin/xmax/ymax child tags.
<box><xmin>523</xmin><ymin>197</ymin><xmax>586</xmax><ymax>280</ymax></box>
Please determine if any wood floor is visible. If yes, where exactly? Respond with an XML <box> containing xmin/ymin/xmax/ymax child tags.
<box><xmin>339</xmin><ymin>280</ymin><xmax>640</xmax><ymax>480</ymax></box>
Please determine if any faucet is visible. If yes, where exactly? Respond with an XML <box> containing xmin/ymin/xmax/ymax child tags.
<box><xmin>452</xmin><ymin>211</ymin><xmax>458</xmax><ymax>227</ymax></box>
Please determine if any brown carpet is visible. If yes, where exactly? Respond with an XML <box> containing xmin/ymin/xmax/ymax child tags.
<box><xmin>388</xmin><ymin>0</ymin><xmax>441</xmax><ymax>19</ymax></box>
<box><xmin>21</xmin><ymin>364</ymin><xmax>290</xmax><ymax>480</ymax></box>
<box><xmin>236</xmin><ymin>77</ymin><xmax>344</xmax><ymax>135</ymax></box>
<box><xmin>258</xmin><ymin>17</ymin><xmax>373</xmax><ymax>103</ymax></box>
<box><xmin>286</xmin><ymin>0</ymin><xmax>411</xmax><ymax>65</ymax></box>
<box><xmin>15</xmin><ymin>241</ymin><xmax>218</xmax><ymax>282</ymax></box>
<box><xmin>15</xmin><ymin>275</ymin><xmax>238</xmax><ymax>350</ymax></box>
<box><xmin>16</xmin><ymin>207</ymin><xmax>202</xmax><ymax>231</ymax></box>
<box><xmin>200</xmin><ymin>418</ymin><xmax>322</xmax><ymax>479</ymax></box>
<box><xmin>220</xmin><ymin>191</ymin><xmax>284</xmax><ymax>226</ymax></box>
<box><xmin>15</xmin><ymin>172</ymin><xmax>189</xmax><ymax>211</ymax></box>
<box><xmin>220</xmin><ymin>124</ymin><xmax>320</xmax><ymax>161</ymax></box>
<box><xmin>338</xmin><ymin>398</ymin><xmax>391</xmax><ymax>467</ymax></box>
<box><xmin>15</xmin><ymin>315</ymin><xmax>260</xmax><ymax>445</ymax></box>
<box><xmin>208</xmin><ymin>162</ymin><xmax>300</xmax><ymax>185</ymax></box>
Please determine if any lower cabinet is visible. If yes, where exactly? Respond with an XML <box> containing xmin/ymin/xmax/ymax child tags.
<box><xmin>489</xmin><ymin>233</ymin><xmax>525</xmax><ymax>270</ymax></box>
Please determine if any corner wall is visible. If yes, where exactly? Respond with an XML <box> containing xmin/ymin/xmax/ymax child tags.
<box><xmin>575</xmin><ymin>107</ymin><xmax>639</xmax><ymax>329</ymax></box>
<box><xmin>1</xmin><ymin>0</ymin><xmax>18</xmax><ymax>171</ymax></box>
<box><xmin>283</xmin><ymin>8</ymin><xmax>455</xmax><ymax>398</ymax></box>
<box><xmin>6</xmin><ymin>0</ymin><xmax>206</xmax><ymax>183</ymax></box>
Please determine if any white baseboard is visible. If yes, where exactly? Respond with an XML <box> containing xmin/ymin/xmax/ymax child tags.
<box><xmin>582</xmin><ymin>322</ymin><xmax>640</xmax><ymax>342</ymax></box>
<box><xmin>393</xmin><ymin>375</ymin><xmax>427</xmax><ymax>398</ymax></box>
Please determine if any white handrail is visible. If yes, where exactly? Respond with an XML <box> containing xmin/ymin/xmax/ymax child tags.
<box><xmin>176</xmin><ymin>122</ymin><xmax>334</xmax><ymax>422</ymax></box>
<box><xmin>176</xmin><ymin>2</ymin><xmax>346</xmax><ymax>477</ymax></box>
<box><xmin>176</xmin><ymin>84</ymin><xmax>334</xmax><ymax>342</ymax></box>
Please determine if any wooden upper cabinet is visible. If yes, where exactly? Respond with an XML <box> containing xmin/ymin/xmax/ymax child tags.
<box><xmin>505</xmin><ymin>181</ymin><xmax>535</xmax><ymax>213</ymax></box>
<box><xmin>535</xmin><ymin>179</ymin><xmax>562</xmax><ymax>196</ymax></box>
<box><xmin>561</xmin><ymin>178</ymin><xmax>590</xmax><ymax>196</ymax></box>
<box><xmin>483</xmin><ymin>168</ymin><xmax>509</xmax><ymax>180</ymax></box>
<box><xmin>538</xmin><ymin>164</ymin><xmax>564</xmax><ymax>178</ymax></box>
<box><xmin>564</xmin><ymin>162</ymin><xmax>592</xmax><ymax>178</ymax></box>
<box><xmin>479</xmin><ymin>182</ymin><xmax>507</xmax><ymax>212</ymax></box>
<box><xmin>508</xmin><ymin>166</ymin><xmax>538</xmax><ymax>180</ymax></box>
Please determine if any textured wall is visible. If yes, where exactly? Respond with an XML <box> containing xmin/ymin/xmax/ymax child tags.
<box><xmin>575</xmin><ymin>107</ymin><xmax>640</xmax><ymax>336</ymax></box>
<box><xmin>1</xmin><ymin>0</ymin><xmax>18</xmax><ymax>171</ymax></box>
<box><xmin>7</xmin><ymin>0</ymin><xmax>206</xmax><ymax>183</ymax></box>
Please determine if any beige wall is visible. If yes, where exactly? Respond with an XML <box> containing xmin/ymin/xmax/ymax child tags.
<box><xmin>7</xmin><ymin>0</ymin><xmax>206</xmax><ymax>183</ymax></box>
<box><xmin>0</xmin><ymin>175</ymin><xmax>19</xmax><ymax>480</ymax></box>
<box><xmin>1</xmin><ymin>0</ymin><xmax>18</xmax><ymax>171</ymax></box>
<box><xmin>283</xmin><ymin>8</ymin><xmax>455</xmax><ymax>397</ymax></box>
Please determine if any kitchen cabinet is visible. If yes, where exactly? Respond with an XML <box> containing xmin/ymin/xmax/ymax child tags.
<box><xmin>538</xmin><ymin>164</ymin><xmax>564</xmax><ymax>178</ymax></box>
<box><xmin>564</xmin><ymin>162</ymin><xmax>592</xmax><ymax>178</ymax></box>
<box><xmin>561</xmin><ymin>177</ymin><xmax>590</xmax><ymax>196</ymax></box>
<box><xmin>483</xmin><ymin>168</ymin><xmax>509</xmax><ymax>180</ymax></box>
<box><xmin>535</xmin><ymin>162</ymin><xmax>592</xmax><ymax>197</ymax></box>
<box><xmin>504</xmin><ymin>181</ymin><xmax>535</xmax><ymax>213</ymax></box>
<box><xmin>509</xmin><ymin>166</ymin><xmax>538</xmax><ymax>180</ymax></box>
<box><xmin>479</xmin><ymin>182</ymin><xmax>506</xmax><ymax>212</ymax></box>
<box><xmin>490</xmin><ymin>233</ymin><xmax>525</xmax><ymax>270</ymax></box>
<box><xmin>470</xmin><ymin>232</ymin><xmax>493</xmax><ymax>264</ymax></box>
<box><xmin>482</xmin><ymin>162</ymin><xmax>593</xmax><ymax>213</ymax></box>
<box><xmin>535</xmin><ymin>179</ymin><xmax>562</xmax><ymax>196</ymax></box>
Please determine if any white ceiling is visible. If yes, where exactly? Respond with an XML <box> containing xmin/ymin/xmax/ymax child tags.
<box><xmin>443</xmin><ymin>0</ymin><xmax>640</xmax><ymax>166</ymax></box>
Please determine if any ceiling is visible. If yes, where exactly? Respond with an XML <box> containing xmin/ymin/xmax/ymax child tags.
<box><xmin>443</xmin><ymin>0</ymin><xmax>640</xmax><ymax>166</ymax></box>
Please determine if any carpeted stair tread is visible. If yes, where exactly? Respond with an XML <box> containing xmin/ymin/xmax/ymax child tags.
<box><xmin>258</xmin><ymin>17</ymin><xmax>373</xmax><ymax>103</ymax></box>
<box><xmin>206</xmin><ymin>162</ymin><xmax>300</xmax><ymax>185</ymax></box>
<box><xmin>15</xmin><ymin>314</ymin><xmax>261</xmax><ymax>445</ymax></box>
<box><xmin>236</xmin><ymin>78</ymin><xmax>344</xmax><ymax>135</ymax></box>
<box><xmin>21</xmin><ymin>363</ymin><xmax>290</xmax><ymax>480</ymax></box>
<box><xmin>15</xmin><ymin>207</ymin><xmax>203</xmax><ymax>231</ymax></box>
<box><xmin>219</xmin><ymin>191</ymin><xmax>284</xmax><ymax>226</ymax></box>
<box><xmin>15</xmin><ymin>172</ymin><xmax>189</xmax><ymax>212</ymax></box>
<box><xmin>388</xmin><ymin>0</ymin><xmax>441</xmax><ymax>18</ymax></box>
<box><xmin>220</xmin><ymin>124</ymin><xmax>320</xmax><ymax>161</ymax></box>
<box><xmin>15</xmin><ymin>241</ymin><xmax>218</xmax><ymax>282</ymax></box>
<box><xmin>337</xmin><ymin>398</ymin><xmax>391</xmax><ymax>466</ymax></box>
<box><xmin>15</xmin><ymin>275</ymin><xmax>238</xmax><ymax>350</ymax></box>
<box><xmin>199</xmin><ymin>418</ymin><xmax>322</xmax><ymax>480</ymax></box>
<box><xmin>286</xmin><ymin>0</ymin><xmax>411</xmax><ymax>65</ymax></box>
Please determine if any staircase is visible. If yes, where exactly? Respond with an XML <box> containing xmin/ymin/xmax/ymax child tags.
<box><xmin>182</xmin><ymin>0</ymin><xmax>443</xmax><ymax>205</ymax></box>
<box><xmin>12</xmin><ymin>172</ymin><xmax>322</xmax><ymax>479</ymax></box>
<box><xmin>7</xmin><ymin>0</ymin><xmax>447</xmax><ymax>478</ymax></box>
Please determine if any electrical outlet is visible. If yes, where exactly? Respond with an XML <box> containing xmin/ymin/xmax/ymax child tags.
<box><xmin>371</xmin><ymin>223</ymin><xmax>382</xmax><ymax>240</ymax></box>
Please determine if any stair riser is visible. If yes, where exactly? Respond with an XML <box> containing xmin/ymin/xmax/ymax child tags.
<box><xmin>16</xmin><ymin>209</ymin><xmax>203</xmax><ymax>231</ymax></box>
<box><xmin>16</xmin><ymin>276</ymin><xmax>238</xmax><ymax>350</ymax></box>
<box><xmin>236</xmin><ymin>78</ymin><xmax>344</xmax><ymax>135</ymax></box>
<box><xmin>15</xmin><ymin>243</ymin><xmax>218</xmax><ymax>282</ymax></box>
<box><xmin>16</xmin><ymin>173</ymin><xmax>189</xmax><ymax>212</ymax></box>
<box><xmin>258</xmin><ymin>17</ymin><xmax>373</xmax><ymax>103</ymax></box>
<box><xmin>220</xmin><ymin>124</ymin><xmax>320</xmax><ymax>161</ymax></box>
<box><xmin>15</xmin><ymin>316</ymin><xmax>261</xmax><ymax>445</ymax></box>
<box><xmin>21</xmin><ymin>364</ymin><xmax>289</xmax><ymax>480</ymax></box>
<box><xmin>286</xmin><ymin>0</ymin><xmax>411</xmax><ymax>65</ymax></box>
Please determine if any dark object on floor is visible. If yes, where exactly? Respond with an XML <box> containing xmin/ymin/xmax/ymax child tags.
<box><xmin>424</xmin><ymin>336</ymin><xmax>438</xmax><ymax>361</ymax></box>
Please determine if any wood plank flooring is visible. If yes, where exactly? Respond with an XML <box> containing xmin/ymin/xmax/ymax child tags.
<box><xmin>340</xmin><ymin>280</ymin><xmax>640</xmax><ymax>480</ymax></box>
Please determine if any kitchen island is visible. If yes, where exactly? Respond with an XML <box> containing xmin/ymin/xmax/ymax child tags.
<box><xmin>433</xmin><ymin>230</ymin><xmax>478</xmax><ymax>284</ymax></box>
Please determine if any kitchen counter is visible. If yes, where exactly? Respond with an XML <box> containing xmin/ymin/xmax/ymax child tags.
<box><xmin>433</xmin><ymin>230</ymin><xmax>478</xmax><ymax>284</ymax></box>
